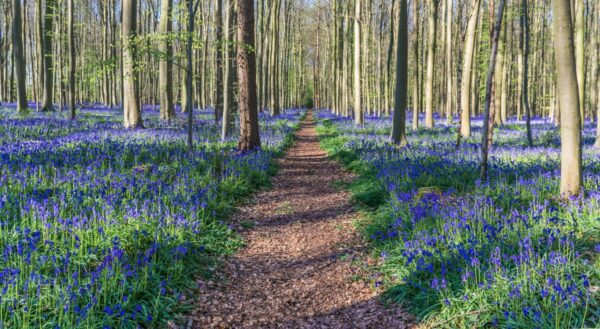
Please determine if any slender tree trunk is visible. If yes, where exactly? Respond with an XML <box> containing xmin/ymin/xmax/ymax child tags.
<box><xmin>424</xmin><ymin>0</ymin><xmax>438</xmax><ymax>128</ymax></box>
<box><xmin>459</xmin><ymin>0</ymin><xmax>481</xmax><ymax>138</ymax></box>
<box><xmin>390</xmin><ymin>0</ymin><xmax>408</xmax><ymax>146</ymax></box>
<box><xmin>521</xmin><ymin>0</ymin><xmax>533</xmax><ymax>146</ymax></box>
<box><xmin>215</xmin><ymin>0</ymin><xmax>224</xmax><ymax>122</ymax></box>
<box><xmin>270</xmin><ymin>0</ymin><xmax>281</xmax><ymax>115</ymax></box>
<box><xmin>122</xmin><ymin>0</ymin><xmax>143</xmax><ymax>128</ymax></box>
<box><xmin>12</xmin><ymin>0</ymin><xmax>27</xmax><ymax>113</ymax></box>
<box><xmin>412</xmin><ymin>0</ymin><xmax>419</xmax><ymax>129</ymax></box>
<box><xmin>237</xmin><ymin>0</ymin><xmax>261</xmax><ymax>150</ymax></box>
<box><xmin>158</xmin><ymin>0</ymin><xmax>174</xmax><ymax>121</ymax></box>
<box><xmin>68</xmin><ymin>0</ymin><xmax>76</xmax><ymax>119</ymax></box>
<box><xmin>494</xmin><ymin>23</ymin><xmax>505</xmax><ymax>125</ymax></box>
<box><xmin>41</xmin><ymin>0</ymin><xmax>56</xmax><ymax>111</ymax></box>
<box><xmin>574</xmin><ymin>0</ymin><xmax>585</xmax><ymax>125</ymax></box>
<box><xmin>222</xmin><ymin>0</ymin><xmax>236</xmax><ymax>140</ymax></box>
<box><xmin>480</xmin><ymin>0</ymin><xmax>505</xmax><ymax>180</ymax></box>
<box><xmin>386</xmin><ymin>0</ymin><xmax>396</xmax><ymax>116</ymax></box>
<box><xmin>354</xmin><ymin>0</ymin><xmax>363</xmax><ymax>125</ymax></box>
<box><xmin>445</xmin><ymin>0</ymin><xmax>452</xmax><ymax>123</ymax></box>
<box><xmin>553</xmin><ymin>0</ymin><xmax>582</xmax><ymax>197</ymax></box>
<box><xmin>186</xmin><ymin>0</ymin><xmax>197</xmax><ymax>152</ymax></box>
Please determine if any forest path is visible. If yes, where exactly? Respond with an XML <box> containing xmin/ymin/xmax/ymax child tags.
<box><xmin>191</xmin><ymin>111</ymin><xmax>413</xmax><ymax>328</ymax></box>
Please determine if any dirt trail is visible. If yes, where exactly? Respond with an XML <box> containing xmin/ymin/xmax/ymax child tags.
<box><xmin>191</xmin><ymin>111</ymin><xmax>413</xmax><ymax>328</ymax></box>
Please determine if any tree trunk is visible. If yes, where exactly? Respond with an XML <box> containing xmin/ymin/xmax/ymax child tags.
<box><xmin>12</xmin><ymin>0</ymin><xmax>27</xmax><ymax>113</ymax></box>
<box><xmin>221</xmin><ymin>0</ymin><xmax>236</xmax><ymax>140</ymax></box>
<box><xmin>459</xmin><ymin>0</ymin><xmax>481</xmax><ymax>138</ymax></box>
<box><xmin>186</xmin><ymin>0</ymin><xmax>196</xmax><ymax>152</ymax></box>
<box><xmin>215</xmin><ymin>0</ymin><xmax>224</xmax><ymax>122</ymax></box>
<box><xmin>237</xmin><ymin>0</ymin><xmax>261</xmax><ymax>151</ymax></box>
<box><xmin>159</xmin><ymin>0</ymin><xmax>174</xmax><ymax>121</ymax></box>
<box><xmin>412</xmin><ymin>0</ymin><xmax>419</xmax><ymax>129</ymax></box>
<box><xmin>445</xmin><ymin>0</ymin><xmax>452</xmax><ymax>123</ymax></box>
<box><xmin>574</xmin><ymin>0</ymin><xmax>585</xmax><ymax>125</ymax></box>
<box><xmin>424</xmin><ymin>0</ymin><xmax>438</xmax><ymax>128</ymax></box>
<box><xmin>354</xmin><ymin>0</ymin><xmax>363</xmax><ymax>125</ymax></box>
<box><xmin>68</xmin><ymin>0</ymin><xmax>76</xmax><ymax>119</ymax></box>
<box><xmin>480</xmin><ymin>0</ymin><xmax>505</xmax><ymax>180</ymax></box>
<box><xmin>553</xmin><ymin>0</ymin><xmax>582</xmax><ymax>197</ymax></box>
<box><xmin>390</xmin><ymin>0</ymin><xmax>408</xmax><ymax>146</ymax></box>
<box><xmin>521</xmin><ymin>0</ymin><xmax>533</xmax><ymax>146</ymax></box>
<box><xmin>36</xmin><ymin>0</ymin><xmax>44</xmax><ymax>109</ymax></box>
<box><xmin>41</xmin><ymin>0</ymin><xmax>56</xmax><ymax>111</ymax></box>
<box><xmin>122</xmin><ymin>0</ymin><xmax>143</xmax><ymax>128</ymax></box>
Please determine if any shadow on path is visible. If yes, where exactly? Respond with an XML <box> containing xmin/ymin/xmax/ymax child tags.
<box><xmin>190</xmin><ymin>111</ymin><xmax>414</xmax><ymax>328</ymax></box>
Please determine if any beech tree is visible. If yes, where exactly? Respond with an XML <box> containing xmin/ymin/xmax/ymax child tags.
<box><xmin>122</xmin><ymin>0</ymin><xmax>143</xmax><ymax>129</ymax></box>
<box><xmin>553</xmin><ymin>0</ymin><xmax>582</xmax><ymax>196</ymax></box>
<box><xmin>12</xmin><ymin>0</ymin><xmax>27</xmax><ymax>113</ymax></box>
<box><xmin>390</xmin><ymin>0</ymin><xmax>408</xmax><ymax>146</ymax></box>
<box><xmin>237</xmin><ymin>0</ymin><xmax>261</xmax><ymax>151</ymax></box>
<box><xmin>221</xmin><ymin>0</ymin><xmax>236</xmax><ymax>140</ymax></box>
<box><xmin>354</xmin><ymin>0</ymin><xmax>363</xmax><ymax>125</ymax></box>
<box><xmin>68</xmin><ymin>0</ymin><xmax>75</xmax><ymax>119</ymax></box>
<box><xmin>158</xmin><ymin>0</ymin><xmax>174</xmax><ymax>121</ymax></box>
<box><xmin>424</xmin><ymin>0</ymin><xmax>439</xmax><ymax>128</ymax></box>
<box><xmin>459</xmin><ymin>0</ymin><xmax>481</xmax><ymax>138</ymax></box>
<box><xmin>41</xmin><ymin>0</ymin><xmax>56</xmax><ymax>112</ymax></box>
<box><xmin>480</xmin><ymin>0</ymin><xmax>506</xmax><ymax>180</ymax></box>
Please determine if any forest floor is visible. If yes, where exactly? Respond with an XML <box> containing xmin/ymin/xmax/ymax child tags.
<box><xmin>190</xmin><ymin>111</ymin><xmax>414</xmax><ymax>328</ymax></box>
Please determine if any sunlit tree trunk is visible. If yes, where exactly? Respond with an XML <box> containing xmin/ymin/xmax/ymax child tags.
<box><xmin>554</xmin><ymin>0</ymin><xmax>582</xmax><ymax>197</ymax></box>
<box><xmin>354</xmin><ymin>0</ymin><xmax>363</xmax><ymax>125</ymax></box>
<box><xmin>412</xmin><ymin>0</ymin><xmax>419</xmax><ymax>130</ymax></box>
<box><xmin>521</xmin><ymin>0</ymin><xmax>533</xmax><ymax>146</ymax></box>
<box><xmin>459</xmin><ymin>0</ymin><xmax>481</xmax><ymax>138</ymax></box>
<box><xmin>445</xmin><ymin>0</ymin><xmax>452</xmax><ymax>124</ymax></box>
<box><xmin>122</xmin><ymin>0</ymin><xmax>143</xmax><ymax>128</ymax></box>
<box><xmin>68</xmin><ymin>0</ymin><xmax>76</xmax><ymax>119</ymax></box>
<box><xmin>159</xmin><ymin>0</ymin><xmax>174</xmax><ymax>121</ymax></box>
<box><xmin>574</xmin><ymin>0</ymin><xmax>585</xmax><ymax>125</ymax></box>
<box><xmin>222</xmin><ymin>0</ymin><xmax>236</xmax><ymax>140</ymax></box>
<box><xmin>215</xmin><ymin>0</ymin><xmax>224</xmax><ymax>122</ymax></box>
<box><xmin>424</xmin><ymin>0</ymin><xmax>438</xmax><ymax>128</ymax></box>
<box><xmin>41</xmin><ymin>0</ymin><xmax>56</xmax><ymax>111</ymax></box>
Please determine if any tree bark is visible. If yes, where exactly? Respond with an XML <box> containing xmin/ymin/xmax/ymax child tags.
<box><xmin>122</xmin><ymin>0</ymin><xmax>143</xmax><ymax>128</ymax></box>
<box><xmin>553</xmin><ymin>0</ymin><xmax>582</xmax><ymax>197</ymax></box>
<box><xmin>480</xmin><ymin>0</ymin><xmax>505</xmax><ymax>180</ymax></box>
<box><xmin>237</xmin><ymin>0</ymin><xmax>261</xmax><ymax>151</ymax></box>
<box><xmin>158</xmin><ymin>0</ymin><xmax>174</xmax><ymax>121</ymax></box>
<box><xmin>459</xmin><ymin>0</ymin><xmax>481</xmax><ymax>138</ymax></box>
<box><xmin>68</xmin><ymin>0</ymin><xmax>76</xmax><ymax>119</ymax></box>
<box><xmin>215</xmin><ymin>0</ymin><xmax>224</xmax><ymax>122</ymax></box>
<box><xmin>41</xmin><ymin>0</ymin><xmax>56</xmax><ymax>111</ymax></box>
<box><xmin>12</xmin><ymin>0</ymin><xmax>27</xmax><ymax>113</ymax></box>
<box><xmin>412</xmin><ymin>0</ymin><xmax>420</xmax><ymax>129</ymax></box>
<box><xmin>521</xmin><ymin>0</ymin><xmax>533</xmax><ymax>146</ymax></box>
<box><xmin>445</xmin><ymin>0</ymin><xmax>452</xmax><ymax>123</ymax></box>
<box><xmin>390</xmin><ymin>0</ymin><xmax>408</xmax><ymax>146</ymax></box>
<box><xmin>424</xmin><ymin>0</ymin><xmax>438</xmax><ymax>128</ymax></box>
<box><xmin>186</xmin><ymin>0</ymin><xmax>196</xmax><ymax>152</ymax></box>
<box><xmin>354</xmin><ymin>0</ymin><xmax>363</xmax><ymax>125</ymax></box>
<box><xmin>574</xmin><ymin>0</ymin><xmax>585</xmax><ymax>125</ymax></box>
<box><xmin>221</xmin><ymin>0</ymin><xmax>236</xmax><ymax>140</ymax></box>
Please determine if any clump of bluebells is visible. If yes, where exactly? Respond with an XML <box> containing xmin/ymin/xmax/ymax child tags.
<box><xmin>316</xmin><ymin>110</ymin><xmax>600</xmax><ymax>328</ymax></box>
<box><xmin>0</xmin><ymin>105</ymin><xmax>304</xmax><ymax>328</ymax></box>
